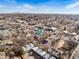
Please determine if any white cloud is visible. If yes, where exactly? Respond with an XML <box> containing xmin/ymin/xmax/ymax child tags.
<box><xmin>15</xmin><ymin>4</ymin><xmax>35</xmax><ymax>13</ymax></box>
<box><xmin>17</xmin><ymin>4</ymin><xmax>34</xmax><ymax>10</ymax></box>
<box><xmin>66</xmin><ymin>2</ymin><xmax>79</xmax><ymax>9</ymax></box>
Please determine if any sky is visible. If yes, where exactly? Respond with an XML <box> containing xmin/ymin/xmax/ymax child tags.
<box><xmin>0</xmin><ymin>0</ymin><xmax>79</xmax><ymax>14</ymax></box>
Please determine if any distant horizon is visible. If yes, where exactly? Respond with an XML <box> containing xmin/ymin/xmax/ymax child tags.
<box><xmin>0</xmin><ymin>13</ymin><xmax>79</xmax><ymax>15</ymax></box>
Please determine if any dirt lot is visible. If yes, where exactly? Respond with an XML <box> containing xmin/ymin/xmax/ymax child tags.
<box><xmin>0</xmin><ymin>52</ymin><xmax>34</xmax><ymax>59</ymax></box>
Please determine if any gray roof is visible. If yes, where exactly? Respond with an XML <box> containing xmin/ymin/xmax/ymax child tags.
<box><xmin>39</xmin><ymin>51</ymin><xmax>47</xmax><ymax>56</ymax></box>
<box><xmin>26</xmin><ymin>43</ymin><xmax>34</xmax><ymax>50</ymax></box>
<box><xmin>49</xmin><ymin>56</ymin><xmax>56</xmax><ymax>59</ymax></box>
<box><xmin>43</xmin><ymin>53</ymin><xmax>51</xmax><ymax>59</ymax></box>
<box><xmin>35</xmin><ymin>48</ymin><xmax>43</xmax><ymax>54</ymax></box>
